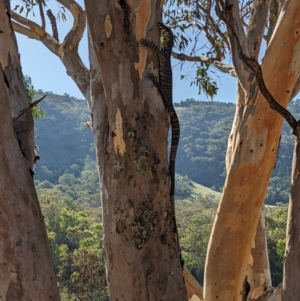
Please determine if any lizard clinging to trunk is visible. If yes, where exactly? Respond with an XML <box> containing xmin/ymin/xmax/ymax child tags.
<box><xmin>138</xmin><ymin>22</ymin><xmax>180</xmax><ymax>233</ymax></box>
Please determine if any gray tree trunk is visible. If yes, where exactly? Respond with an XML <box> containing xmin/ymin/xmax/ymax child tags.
<box><xmin>84</xmin><ymin>1</ymin><xmax>187</xmax><ymax>300</ymax></box>
<box><xmin>282</xmin><ymin>124</ymin><xmax>300</xmax><ymax>300</ymax></box>
<box><xmin>0</xmin><ymin>2</ymin><xmax>60</xmax><ymax>299</ymax></box>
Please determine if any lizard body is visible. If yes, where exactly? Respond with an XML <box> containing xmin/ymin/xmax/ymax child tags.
<box><xmin>138</xmin><ymin>23</ymin><xmax>180</xmax><ymax>214</ymax></box>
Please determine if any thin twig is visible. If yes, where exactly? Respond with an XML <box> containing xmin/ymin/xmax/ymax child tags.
<box><xmin>13</xmin><ymin>95</ymin><xmax>46</xmax><ymax>122</ymax></box>
<box><xmin>38</xmin><ymin>0</ymin><xmax>46</xmax><ymax>30</ymax></box>
<box><xmin>172</xmin><ymin>51</ymin><xmax>236</xmax><ymax>76</ymax></box>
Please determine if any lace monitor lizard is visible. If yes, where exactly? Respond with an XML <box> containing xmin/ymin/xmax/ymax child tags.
<box><xmin>138</xmin><ymin>23</ymin><xmax>180</xmax><ymax>221</ymax></box>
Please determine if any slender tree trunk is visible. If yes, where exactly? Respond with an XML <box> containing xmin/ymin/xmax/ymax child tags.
<box><xmin>85</xmin><ymin>1</ymin><xmax>187</xmax><ymax>300</ymax></box>
<box><xmin>226</xmin><ymin>88</ymin><xmax>272</xmax><ymax>301</ymax></box>
<box><xmin>226</xmin><ymin>83</ymin><xmax>245</xmax><ymax>171</ymax></box>
<box><xmin>246</xmin><ymin>207</ymin><xmax>272</xmax><ymax>301</ymax></box>
<box><xmin>0</xmin><ymin>67</ymin><xmax>60</xmax><ymax>301</ymax></box>
<box><xmin>0</xmin><ymin>3</ymin><xmax>60</xmax><ymax>299</ymax></box>
<box><xmin>204</xmin><ymin>1</ymin><xmax>300</xmax><ymax>300</ymax></box>
<box><xmin>282</xmin><ymin>124</ymin><xmax>300</xmax><ymax>300</ymax></box>
<box><xmin>0</xmin><ymin>1</ymin><xmax>35</xmax><ymax>171</ymax></box>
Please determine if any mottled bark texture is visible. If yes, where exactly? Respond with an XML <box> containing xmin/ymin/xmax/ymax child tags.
<box><xmin>204</xmin><ymin>1</ymin><xmax>300</xmax><ymax>300</ymax></box>
<box><xmin>0</xmin><ymin>4</ymin><xmax>60</xmax><ymax>298</ymax></box>
<box><xmin>84</xmin><ymin>1</ymin><xmax>187</xmax><ymax>300</ymax></box>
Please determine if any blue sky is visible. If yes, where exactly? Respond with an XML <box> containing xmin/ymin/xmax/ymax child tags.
<box><xmin>14</xmin><ymin>1</ymin><xmax>237</xmax><ymax>103</ymax></box>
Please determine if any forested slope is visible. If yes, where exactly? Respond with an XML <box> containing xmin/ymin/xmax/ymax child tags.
<box><xmin>34</xmin><ymin>91</ymin><xmax>94</xmax><ymax>181</ymax></box>
<box><xmin>34</xmin><ymin>91</ymin><xmax>297</xmax><ymax>204</ymax></box>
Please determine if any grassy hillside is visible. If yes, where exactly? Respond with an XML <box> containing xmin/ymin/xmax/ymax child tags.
<box><xmin>191</xmin><ymin>181</ymin><xmax>221</xmax><ymax>200</ymax></box>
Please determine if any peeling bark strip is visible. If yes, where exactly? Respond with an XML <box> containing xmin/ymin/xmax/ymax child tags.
<box><xmin>113</xmin><ymin>108</ymin><xmax>126</xmax><ymax>155</ymax></box>
<box><xmin>84</xmin><ymin>0</ymin><xmax>187</xmax><ymax>300</ymax></box>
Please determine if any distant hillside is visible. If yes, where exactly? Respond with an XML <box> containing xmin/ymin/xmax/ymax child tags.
<box><xmin>33</xmin><ymin>91</ymin><xmax>298</xmax><ymax>204</ymax></box>
<box><xmin>175</xmin><ymin>101</ymin><xmax>234</xmax><ymax>191</ymax></box>
<box><xmin>34</xmin><ymin>91</ymin><xmax>94</xmax><ymax>181</ymax></box>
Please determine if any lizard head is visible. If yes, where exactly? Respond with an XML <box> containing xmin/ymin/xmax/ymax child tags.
<box><xmin>157</xmin><ymin>22</ymin><xmax>174</xmax><ymax>49</ymax></box>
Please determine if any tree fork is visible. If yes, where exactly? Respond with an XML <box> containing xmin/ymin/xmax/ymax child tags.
<box><xmin>233</xmin><ymin>17</ymin><xmax>300</xmax><ymax>301</ymax></box>
<box><xmin>204</xmin><ymin>1</ymin><xmax>300</xmax><ymax>300</ymax></box>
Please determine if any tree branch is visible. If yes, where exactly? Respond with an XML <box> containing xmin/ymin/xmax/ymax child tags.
<box><xmin>246</xmin><ymin>0</ymin><xmax>272</xmax><ymax>58</ymax></box>
<box><xmin>266</xmin><ymin>0</ymin><xmax>291</xmax><ymax>45</ymax></box>
<box><xmin>46</xmin><ymin>9</ymin><xmax>59</xmax><ymax>41</ymax></box>
<box><xmin>264</xmin><ymin>0</ymin><xmax>279</xmax><ymax>44</ymax></box>
<box><xmin>13</xmin><ymin>95</ymin><xmax>46</xmax><ymax>122</ymax></box>
<box><xmin>11</xmin><ymin>11</ymin><xmax>59</xmax><ymax>55</ymax></box>
<box><xmin>197</xmin><ymin>2</ymin><xmax>223</xmax><ymax>59</ymax></box>
<box><xmin>226</xmin><ymin>9</ymin><xmax>298</xmax><ymax>133</ymax></box>
<box><xmin>57</xmin><ymin>0</ymin><xmax>86</xmax><ymax>50</ymax></box>
<box><xmin>216</xmin><ymin>0</ymin><xmax>251</xmax><ymax>89</ymax></box>
<box><xmin>11</xmin><ymin>1</ymin><xmax>90</xmax><ymax>102</ymax></box>
<box><xmin>195</xmin><ymin>2</ymin><xmax>231</xmax><ymax>53</ymax></box>
<box><xmin>172</xmin><ymin>51</ymin><xmax>236</xmax><ymax>77</ymax></box>
<box><xmin>172</xmin><ymin>51</ymin><xmax>215</xmax><ymax>63</ymax></box>
<box><xmin>38</xmin><ymin>0</ymin><xmax>46</xmax><ymax>30</ymax></box>
<box><xmin>213</xmin><ymin>61</ymin><xmax>237</xmax><ymax>77</ymax></box>
<box><xmin>11</xmin><ymin>21</ymin><xmax>40</xmax><ymax>39</ymax></box>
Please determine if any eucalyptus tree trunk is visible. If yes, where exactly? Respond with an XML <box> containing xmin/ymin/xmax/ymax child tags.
<box><xmin>246</xmin><ymin>207</ymin><xmax>272</xmax><ymax>301</ymax></box>
<box><xmin>204</xmin><ymin>1</ymin><xmax>300</xmax><ymax>300</ymax></box>
<box><xmin>0</xmin><ymin>3</ymin><xmax>35</xmax><ymax>170</ymax></box>
<box><xmin>282</xmin><ymin>126</ymin><xmax>300</xmax><ymax>300</ymax></box>
<box><xmin>183</xmin><ymin>267</ymin><xmax>203</xmax><ymax>300</ymax></box>
<box><xmin>84</xmin><ymin>1</ymin><xmax>187</xmax><ymax>300</ymax></box>
<box><xmin>226</xmin><ymin>85</ymin><xmax>272</xmax><ymax>299</ymax></box>
<box><xmin>0</xmin><ymin>2</ymin><xmax>59</xmax><ymax>299</ymax></box>
<box><xmin>225</xmin><ymin>83</ymin><xmax>245</xmax><ymax>172</ymax></box>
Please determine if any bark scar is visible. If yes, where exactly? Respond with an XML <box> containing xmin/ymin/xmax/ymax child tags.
<box><xmin>113</xmin><ymin>108</ymin><xmax>126</xmax><ymax>155</ymax></box>
<box><xmin>104</xmin><ymin>15</ymin><xmax>112</xmax><ymax>38</ymax></box>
